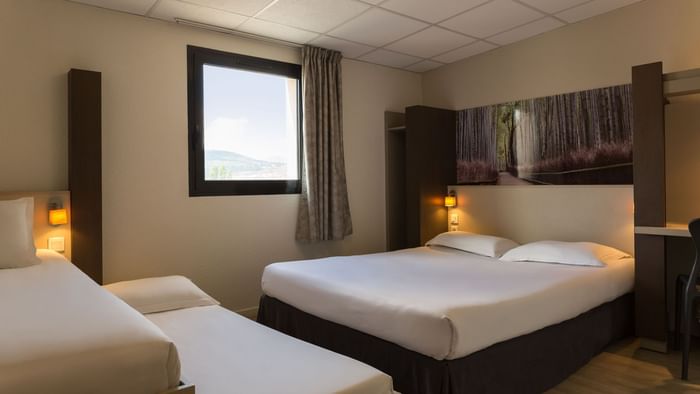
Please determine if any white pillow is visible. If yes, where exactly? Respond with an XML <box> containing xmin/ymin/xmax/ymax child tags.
<box><xmin>104</xmin><ymin>275</ymin><xmax>220</xmax><ymax>314</ymax></box>
<box><xmin>0</xmin><ymin>197</ymin><xmax>40</xmax><ymax>269</ymax></box>
<box><xmin>500</xmin><ymin>241</ymin><xmax>631</xmax><ymax>267</ymax></box>
<box><xmin>426</xmin><ymin>231</ymin><xmax>519</xmax><ymax>258</ymax></box>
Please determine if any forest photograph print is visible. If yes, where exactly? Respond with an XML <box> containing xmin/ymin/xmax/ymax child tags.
<box><xmin>456</xmin><ymin>84</ymin><xmax>633</xmax><ymax>185</ymax></box>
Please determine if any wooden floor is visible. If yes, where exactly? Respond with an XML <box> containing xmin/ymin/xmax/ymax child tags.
<box><xmin>549</xmin><ymin>338</ymin><xmax>700</xmax><ymax>393</ymax></box>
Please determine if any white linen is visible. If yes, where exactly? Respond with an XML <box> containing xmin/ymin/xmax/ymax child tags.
<box><xmin>500</xmin><ymin>240</ymin><xmax>631</xmax><ymax>267</ymax></box>
<box><xmin>104</xmin><ymin>275</ymin><xmax>220</xmax><ymax>314</ymax></box>
<box><xmin>0</xmin><ymin>197</ymin><xmax>39</xmax><ymax>268</ymax></box>
<box><xmin>147</xmin><ymin>305</ymin><xmax>394</xmax><ymax>394</ymax></box>
<box><xmin>262</xmin><ymin>246</ymin><xmax>634</xmax><ymax>360</ymax></box>
<box><xmin>0</xmin><ymin>250</ymin><xmax>181</xmax><ymax>394</ymax></box>
<box><xmin>426</xmin><ymin>231</ymin><xmax>519</xmax><ymax>257</ymax></box>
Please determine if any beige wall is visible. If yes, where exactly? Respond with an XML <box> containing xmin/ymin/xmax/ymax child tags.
<box><xmin>0</xmin><ymin>0</ymin><xmax>422</xmax><ymax>311</ymax></box>
<box><xmin>423</xmin><ymin>0</ymin><xmax>700</xmax><ymax>239</ymax></box>
<box><xmin>666</xmin><ymin>94</ymin><xmax>700</xmax><ymax>224</ymax></box>
<box><xmin>450</xmin><ymin>186</ymin><xmax>634</xmax><ymax>254</ymax></box>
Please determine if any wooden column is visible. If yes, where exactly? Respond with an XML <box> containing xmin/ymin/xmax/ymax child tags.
<box><xmin>68</xmin><ymin>69</ymin><xmax>103</xmax><ymax>284</ymax></box>
<box><xmin>632</xmin><ymin>62</ymin><xmax>666</xmax><ymax>351</ymax></box>
<box><xmin>405</xmin><ymin>106</ymin><xmax>456</xmax><ymax>247</ymax></box>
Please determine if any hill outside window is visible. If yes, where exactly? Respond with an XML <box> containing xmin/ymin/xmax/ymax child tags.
<box><xmin>187</xmin><ymin>45</ymin><xmax>302</xmax><ymax>196</ymax></box>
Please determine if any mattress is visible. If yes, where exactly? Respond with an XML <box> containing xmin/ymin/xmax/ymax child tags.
<box><xmin>0</xmin><ymin>250</ymin><xmax>180</xmax><ymax>394</ymax></box>
<box><xmin>262</xmin><ymin>246</ymin><xmax>634</xmax><ymax>360</ymax></box>
<box><xmin>146</xmin><ymin>305</ymin><xmax>394</xmax><ymax>394</ymax></box>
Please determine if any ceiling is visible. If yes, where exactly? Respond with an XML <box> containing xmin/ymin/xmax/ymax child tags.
<box><xmin>68</xmin><ymin>0</ymin><xmax>642</xmax><ymax>73</ymax></box>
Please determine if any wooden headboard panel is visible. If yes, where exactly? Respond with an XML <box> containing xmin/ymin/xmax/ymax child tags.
<box><xmin>449</xmin><ymin>185</ymin><xmax>634</xmax><ymax>254</ymax></box>
<box><xmin>0</xmin><ymin>191</ymin><xmax>72</xmax><ymax>259</ymax></box>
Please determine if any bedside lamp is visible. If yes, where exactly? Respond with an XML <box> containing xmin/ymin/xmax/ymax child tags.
<box><xmin>444</xmin><ymin>192</ymin><xmax>457</xmax><ymax>208</ymax></box>
<box><xmin>48</xmin><ymin>200</ymin><xmax>68</xmax><ymax>226</ymax></box>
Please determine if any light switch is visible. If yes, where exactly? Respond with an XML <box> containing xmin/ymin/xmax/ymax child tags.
<box><xmin>450</xmin><ymin>213</ymin><xmax>459</xmax><ymax>225</ymax></box>
<box><xmin>48</xmin><ymin>237</ymin><xmax>65</xmax><ymax>253</ymax></box>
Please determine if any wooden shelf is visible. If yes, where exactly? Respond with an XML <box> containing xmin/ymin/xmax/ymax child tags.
<box><xmin>664</xmin><ymin>68</ymin><xmax>700</xmax><ymax>97</ymax></box>
<box><xmin>635</xmin><ymin>223</ymin><xmax>690</xmax><ymax>237</ymax></box>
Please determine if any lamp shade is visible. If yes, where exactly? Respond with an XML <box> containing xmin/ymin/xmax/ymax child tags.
<box><xmin>49</xmin><ymin>208</ymin><xmax>68</xmax><ymax>226</ymax></box>
<box><xmin>444</xmin><ymin>195</ymin><xmax>457</xmax><ymax>208</ymax></box>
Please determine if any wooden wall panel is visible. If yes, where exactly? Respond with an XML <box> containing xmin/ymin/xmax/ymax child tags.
<box><xmin>632</xmin><ymin>62</ymin><xmax>667</xmax><ymax>347</ymax></box>
<box><xmin>68</xmin><ymin>69</ymin><xmax>102</xmax><ymax>284</ymax></box>
<box><xmin>406</xmin><ymin>106</ymin><xmax>456</xmax><ymax>247</ymax></box>
<box><xmin>632</xmin><ymin>62</ymin><xmax>666</xmax><ymax>227</ymax></box>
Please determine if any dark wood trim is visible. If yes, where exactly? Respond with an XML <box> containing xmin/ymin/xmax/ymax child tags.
<box><xmin>406</xmin><ymin>106</ymin><xmax>456</xmax><ymax>247</ymax></box>
<box><xmin>632</xmin><ymin>62</ymin><xmax>666</xmax><ymax>227</ymax></box>
<box><xmin>186</xmin><ymin>45</ymin><xmax>302</xmax><ymax>196</ymax></box>
<box><xmin>68</xmin><ymin>69</ymin><xmax>103</xmax><ymax>284</ymax></box>
<box><xmin>635</xmin><ymin>234</ymin><xmax>667</xmax><ymax>344</ymax></box>
<box><xmin>631</xmin><ymin>62</ymin><xmax>667</xmax><ymax>347</ymax></box>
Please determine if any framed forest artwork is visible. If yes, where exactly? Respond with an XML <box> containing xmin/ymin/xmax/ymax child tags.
<box><xmin>456</xmin><ymin>84</ymin><xmax>633</xmax><ymax>185</ymax></box>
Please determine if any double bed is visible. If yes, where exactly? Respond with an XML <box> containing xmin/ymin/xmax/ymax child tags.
<box><xmin>258</xmin><ymin>243</ymin><xmax>635</xmax><ymax>394</ymax></box>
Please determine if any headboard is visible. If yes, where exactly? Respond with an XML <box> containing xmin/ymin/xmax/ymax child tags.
<box><xmin>0</xmin><ymin>191</ymin><xmax>72</xmax><ymax>259</ymax></box>
<box><xmin>450</xmin><ymin>185</ymin><xmax>634</xmax><ymax>254</ymax></box>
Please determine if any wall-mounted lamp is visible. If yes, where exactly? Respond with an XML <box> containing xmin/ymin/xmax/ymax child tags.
<box><xmin>48</xmin><ymin>200</ymin><xmax>68</xmax><ymax>226</ymax></box>
<box><xmin>444</xmin><ymin>191</ymin><xmax>457</xmax><ymax>208</ymax></box>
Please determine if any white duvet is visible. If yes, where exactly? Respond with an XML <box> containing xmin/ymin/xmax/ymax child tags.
<box><xmin>147</xmin><ymin>305</ymin><xmax>394</xmax><ymax>394</ymax></box>
<box><xmin>0</xmin><ymin>250</ymin><xmax>180</xmax><ymax>394</ymax></box>
<box><xmin>262</xmin><ymin>246</ymin><xmax>634</xmax><ymax>360</ymax></box>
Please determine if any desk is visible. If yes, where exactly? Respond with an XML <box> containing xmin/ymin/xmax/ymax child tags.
<box><xmin>634</xmin><ymin>223</ymin><xmax>695</xmax><ymax>352</ymax></box>
<box><xmin>635</xmin><ymin>223</ymin><xmax>690</xmax><ymax>238</ymax></box>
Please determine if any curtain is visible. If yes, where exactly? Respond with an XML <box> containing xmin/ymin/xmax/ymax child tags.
<box><xmin>296</xmin><ymin>46</ymin><xmax>353</xmax><ymax>242</ymax></box>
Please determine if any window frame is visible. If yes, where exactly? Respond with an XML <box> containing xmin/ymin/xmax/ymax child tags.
<box><xmin>187</xmin><ymin>45</ymin><xmax>303</xmax><ymax>197</ymax></box>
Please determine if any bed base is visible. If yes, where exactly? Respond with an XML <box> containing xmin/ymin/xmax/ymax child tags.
<box><xmin>258</xmin><ymin>293</ymin><xmax>634</xmax><ymax>394</ymax></box>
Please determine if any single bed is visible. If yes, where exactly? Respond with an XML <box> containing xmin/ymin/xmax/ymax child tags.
<box><xmin>0</xmin><ymin>250</ymin><xmax>182</xmax><ymax>394</ymax></box>
<box><xmin>104</xmin><ymin>275</ymin><xmax>395</xmax><ymax>394</ymax></box>
<box><xmin>258</xmin><ymin>244</ymin><xmax>635</xmax><ymax>394</ymax></box>
<box><xmin>145</xmin><ymin>304</ymin><xmax>394</xmax><ymax>394</ymax></box>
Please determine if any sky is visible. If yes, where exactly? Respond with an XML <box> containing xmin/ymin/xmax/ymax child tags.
<box><xmin>202</xmin><ymin>64</ymin><xmax>298</xmax><ymax>170</ymax></box>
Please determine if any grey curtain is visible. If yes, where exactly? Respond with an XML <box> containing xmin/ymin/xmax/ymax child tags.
<box><xmin>296</xmin><ymin>46</ymin><xmax>353</xmax><ymax>242</ymax></box>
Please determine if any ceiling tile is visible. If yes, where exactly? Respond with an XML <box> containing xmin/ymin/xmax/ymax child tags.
<box><xmin>518</xmin><ymin>0</ymin><xmax>590</xmax><ymax>14</ymax></box>
<box><xmin>181</xmin><ymin>0</ymin><xmax>274</xmax><ymax>17</ymax></box>
<box><xmin>556</xmin><ymin>0</ymin><xmax>641</xmax><ymax>23</ymax></box>
<box><xmin>359</xmin><ymin>49</ymin><xmax>422</xmax><ymax>68</ymax></box>
<box><xmin>380</xmin><ymin>0</ymin><xmax>489</xmax><ymax>23</ymax></box>
<box><xmin>238</xmin><ymin>18</ymin><xmax>319</xmax><ymax>43</ymax></box>
<box><xmin>489</xmin><ymin>17</ymin><xmax>564</xmax><ymax>45</ymax></box>
<box><xmin>433</xmin><ymin>41</ymin><xmax>497</xmax><ymax>63</ymax></box>
<box><xmin>69</xmin><ymin>0</ymin><xmax>158</xmax><ymax>15</ymax></box>
<box><xmin>385</xmin><ymin>27</ymin><xmax>475</xmax><ymax>58</ymax></box>
<box><xmin>150</xmin><ymin>0</ymin><xmax>248</xmax><ymax>29</ymax></box>
<box><xmin>257</xmin><ymin>0</ymin><xmax>369</xmax><ymax>33</ymax></box>
<box><xmin>309</xmin><ymin>36</ymin><xmax>374</xmax><ymax>58</ymax></box>
<box><xmin>439</xmin><ymin>0</ymin><xmax>543</xmax><ymax>38</ymax></box>
<box><xmin>328</xmin><ymin>8</ymin><xmax>428</xmax><ymax>47</ymax></box>
<box><xmin>405</xmin><ymin>60</ymin><xmax>444</xmax><ymax>73</ymax></box>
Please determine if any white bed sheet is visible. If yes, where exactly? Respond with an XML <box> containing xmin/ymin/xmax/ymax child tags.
<box><xmin>0</xmin><ymin>250</ymin><xmax>180</xmax><ymax>394</ymax></box>
<box><xmin>146</xmin><ymin>305</ymin><xmax>394</xmax><ymax>394</ymax></box>
<box><xmin>262</xmin><ymin>246</ymin><xmax>634</xmax><ymax>360</ymax></box>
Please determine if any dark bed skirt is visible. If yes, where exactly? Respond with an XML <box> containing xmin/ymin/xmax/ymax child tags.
<box><xmin>257</xmin><ymin>293</ymin><xmax>634</xmax><ymax>394</ymax></box>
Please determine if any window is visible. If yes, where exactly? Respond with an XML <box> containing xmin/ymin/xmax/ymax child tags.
<box><xmin>187</xmin><ymin>45</ymin><xmax>302</xmax><ymax>196</ymax></box>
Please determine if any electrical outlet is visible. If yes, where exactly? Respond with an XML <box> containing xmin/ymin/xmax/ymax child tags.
<box><xmin>450</xmin><ymin>213</ymin><xmax>459</xmax><ymax>225</ymax></box>
<box><xmin>48</xmin><ymin>237</ymin><xmax>65</xmax><ymax>253</ymax></box>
